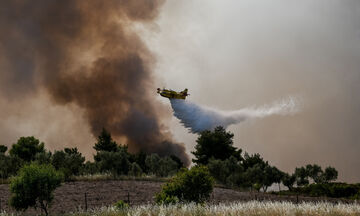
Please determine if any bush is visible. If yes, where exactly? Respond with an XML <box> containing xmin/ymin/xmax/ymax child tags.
<box><xmin>10</xmin><ymin>163</ymin><xmax>63</xmax><ymax>216</ymax></box>
<box><xmin>0</xmin><ymin>154</ymin><xmax>23</xmax><ymax>179</ymax></box>
<box><xmin>155</xmin><ymin>166</ymin><xmax>214</xmax><ymax>204</ymax></box>
<box><xmin>81</xmin><ymin>161</ymin><xmax>99</xmax><ymax>175</ymax></box>
<box><xmin>129</xmin><ymin>162</ymin><xmax>142</xmax><ymax>177</ymax></box>
<box><xmin>300</xmin><ymin>183</ymin><xmax>360</xmax><ymax>198</ymax></box>
<box><xmin>114</xmin><ymin>200</ymin><xmax>129</xmax><ymax>210</ymax></box>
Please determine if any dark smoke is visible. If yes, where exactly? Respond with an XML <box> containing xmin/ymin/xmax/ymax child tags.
<box><xmin>0</xmin><ymin>1</ymin><xmax>189</xmax><ymax>164</ymax></box>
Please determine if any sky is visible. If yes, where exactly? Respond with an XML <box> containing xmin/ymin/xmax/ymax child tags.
<box><xmin>146</xmin><ymin>0</ymin><xmax>360</xmax><ymax>182</ymax></box>
<box><xmin>0</xmin><ymin>0</ymin><xmax>359</xmax><ymax>182</ymax></box>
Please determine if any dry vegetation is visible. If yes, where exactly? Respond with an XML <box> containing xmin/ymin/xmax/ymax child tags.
<box><xmin>66</xmin><ymin>201</ymin><xmax>360</xmax><ymax>216</ymax></box>
<box><xmin>0</xmin><ymin>179</ymin><xmax>358</xmax><ymax>216</ymax></box>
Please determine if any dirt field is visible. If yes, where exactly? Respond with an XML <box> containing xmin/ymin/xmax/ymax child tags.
<box><xmin>0</xmin><ymin>180</ymin><xmax>355</xmax><ymax>215</ymax></box>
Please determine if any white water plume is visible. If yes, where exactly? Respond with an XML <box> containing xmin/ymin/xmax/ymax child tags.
<box><xmin>170</xmin><ymin>97</ymin><xmax>300</xmax><ymax>133</ymax></box>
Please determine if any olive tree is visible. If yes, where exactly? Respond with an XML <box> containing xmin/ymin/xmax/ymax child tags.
<box><xmin>10</xmin><ymin>163</ymin><xmax>63</xmax><ymax>216</ymax></box>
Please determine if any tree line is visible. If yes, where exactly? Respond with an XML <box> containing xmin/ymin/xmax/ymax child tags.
<box><xmin>0</xmin><ymin>126</ymin><xmax>338</xmax><ymax>188</ymax></box>
<box><xmin>193</xmin><ymin>127</ymin><xmax>338</xmax><ymax>192</ymax></box>
<box><xmin>0</xmin><ymin>128</ymin><xmax>184</xmax><ymax>181</ymax></box>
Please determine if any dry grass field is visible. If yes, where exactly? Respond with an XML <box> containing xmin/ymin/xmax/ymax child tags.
<box><xmin>67</xmin><ymin>201</ymin><xmax>360</xmax><ymax>216</ymax></box>
<box><xmin>0</xmin><ymin>179</ymin><xmax>358</xmax><ymax>215</ymax></box>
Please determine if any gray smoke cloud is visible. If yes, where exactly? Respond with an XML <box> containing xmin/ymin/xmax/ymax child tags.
<box><xmin>170</xmin><ymin>97</ymin><xmax>299</xmax><ymax>133</ymax></box>
<box><xmin>0</xmin><ymin>0</ymin><xmax>190</xmax><ymax>165</ymax></box>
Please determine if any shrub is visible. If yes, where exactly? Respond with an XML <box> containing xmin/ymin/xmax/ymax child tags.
<box><xmin>156</xmin><ymin>166</ymin><xmax>214</xmax><ymax>204</ymax></box>
<box><xmin>0</xmin><ymin>154</ymin><xmax>23</xmax><ymax>179</ymax></box>
<box><xmin>114</xmin><ymin>200</ymin><xmax>129</xmax><ymax>210</ymax></box>
<box><xmin>300</xmin><ymin>183</ymin><xmax>360</xmax><ymax>198</ymax></box>
<box><xmin>81</xmin><ymin>161</ymin><xmax>100</xmax><ymax>175</ymax></box>
<box><xmin>129</xmin><ymin>162</ymin><xmax>143</xmax><ymax>177</ymax></box>
<box><xmin>10</xmin><ymin>163</ymin><xmax>63</xmax><ymax>216</ymax></box>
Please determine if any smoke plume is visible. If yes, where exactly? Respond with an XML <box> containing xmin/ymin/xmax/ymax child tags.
<box><xmin>0</xmin><ymin>1</ymin><xmax>189</xmax><ymax>164</ymax></box>
<box><xmin>170</xmin><ymin>97</ymin><xmax>299</xmax><ymax>133</ymax></box>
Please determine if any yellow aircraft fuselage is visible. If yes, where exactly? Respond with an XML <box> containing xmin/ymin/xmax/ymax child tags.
<box><xmin>157</xmin><ymin>88</ymin><xmax>189</xmax><ymax>100</ymax></box>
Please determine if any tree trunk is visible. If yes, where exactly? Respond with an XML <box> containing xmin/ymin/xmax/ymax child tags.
<box><xmin>40</xmin><ymin>201</ymin><xmax>48</xmax><ymax>216</ymax></box>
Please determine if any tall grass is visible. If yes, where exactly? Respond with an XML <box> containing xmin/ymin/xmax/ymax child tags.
<box><xmin>67</xmin><ymin>201</ymin><xmax>360</xmax><ymax>216</ymax></box>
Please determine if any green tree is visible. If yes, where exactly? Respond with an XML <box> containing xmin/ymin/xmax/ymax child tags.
<box><xmin>133</xmin><ymin>151</ymin><xmax>148</xmax><ymax>173</ymax></box>
<box><xmin>323</xmin><ymin>166</ymin><xmax>338</xmax><ymax>182</ymax></box>
<box><xmin>155</xmin><ymin>166</ymin><xmax>214</xmax><ymax>204</ymax></box>
<box><xmin>295</xmin><ymin>167</ymin><xmax>309</xmax><ymax>187</ymax></box>
<box><xmin>93</xmin><ymin>128</ymin><xmax>118</xmax><ymax>152</ymax></box>
<box><xmin>242</xmin><ymin>153</ymin><xmax>266</xmax><ymax>170</ymax></box>
<box><xmin>0</xmin><ymin>154</ymin><xmax>22</xmax><ymax>179</ymax></box>
<box><xmin>81</xmin><ymin>161</ymin><xmax>99</xmax><ymax>175</ymax></box>
<box><xmin>95</xmin><ymin>151</ymin><xmax>130</xmax><ymax>176</ymax></box>
<box><xmin>10</xmin><ymin>163</ymin><xmax>63</xmax><ymax>216</ymax></box>
<box><xmin>145</xmin><ymin>153</ymin><xmax>161</xmax><ymax>175</ymax></box>
<box><xmin>192</xmin><ymin>126</ymin><xmax>242</xmax><ymax>165</ymax></box>
<box><xmin>157</xmin><ymin>157</ymin><xmax>179</xmax><ymax>177</ymax></box>
<box><xmin>207</xmin><ymin>156</ymin><xmax>245</xmax><ymax>187</ymax></box>
<box><xmin>272</xmin><ymin>167</ymin><xmax>284</xmax><ymax>191</ymax></box>
<box><xmin>282</xmin><ymin>173</ymin><xmax>296</xmax><ymax>191</ymax></box>
<box><xmin>0</xmin><ymin>145</ymin><xmax>7</xmax><ymax>154</ymax></box>
<box><xmin>207</xmin><ymin>158</ymin><xmax>229</xmax><ymax>184</ymax></box>
<box><xmin>129</xmin><ymin>162</ymin><xmax>143</xmax><ymax>177</ymax></box>
<box><xmin>52</xmin><ymin>148</ymin><xmax>85</xmax><ymax>180</ymax></box>
<box><xmin>170</xmin><ymin>154</ymin><xmax>184</xmax><ymax>169</ymax></box>
<box><xmin>10</xmin><ymin>137</ymin><xmax>45</xmax><ymax>162</ymax></box>
<box><xmin>34</xmin><ymin>151</ymin><xmax>52</xmax><ymax>164</ymax></box>
<box><xmin>244</xmin><ymin>164</ymin><xmax>264</xmax><ymax>191</ymax></box>
<box><xmin>306</xmin><ymin>164</ymin><xmax>323</xmax><ymax>183</ymax></box>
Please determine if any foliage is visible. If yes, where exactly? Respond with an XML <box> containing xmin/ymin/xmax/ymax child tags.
<box><xmin>52</xmin><ymin>148</ymin><xmax>85</xmax><ymax>180</ymax></box>
<box><xmin>129</xmin><ymin>162</ymin><xmax>143</xmax><ymax>177</ymax></box>
<box><xmin>295</xmin><ymin>167</ymin><xmax>309</xmax><ymax>187</ymax></box>
<box><xmin>0</xmin><ymin>145</ymin><xmax>7</xmax><ymax>154</ymax></box>
<box><xmin>145</xmin><ymin>154</ymin><xmax>180</xmax><ymax>177</ymax></box>
<box><xmin>10</xmin><ymin>163</ymin><xmax>63</xmax><ymax>216</ymax></box>
<box><xmin>81</xmin><ymin>161</ymin><xmax>99</xmax><ymax>175</ymax></box>
<box><xmin>192</xmin><ymin>126</ymin><xmax>242</xmax><ymax>165</ymax></box>
<box><xmin>306</xmin><ymin>164</ymin><xmax>323</xmax><ymax>183</ymax></box>
<box><xmin>300</xmin><ymin>183</ymin><xmax>360</xmax><ymax>198</ymax></box>
<box><xmin>282</xmin><ymin>173</ymin><xmax>296</xmax><ymax>191</ymax></box>
<box><xmin>208</xmin><ymin>156</ymin><xmax>244</xmax><ymax>187</ymax></box>
<box><xmin>114</xmin><ymin>200</ymin><xmax>129</xmax><ymax>210</ymax></box>
<box><xmin>95</xmin><ymin>151</ymin><xmax>130</xmax><ymax>176</ymax></box>
<box><xmin>323</xmin><ymin>166</ymin><xmax>338</xmax><ymax>182</ymax></box>
<box><xmin>156</xmin><ymin>166</ymin><xmax>214</xmax><ymax>204</ymax></box>
<box><xmin>170</xmin><ymin>154</ymin><xmax>184</xmax><ymax>169</ymax></box>
<box><xmin>34</xmin><ymin>151</ymin><xmax>52</xmax><ymax>164</ymax></box>
<box><xmin>132</xmin><ymin>151</ymin><xmax>148</xmax><ymax>173</ymax></box>
<box><xmin>0</xmin><ymin>154</ymin><xmax>22</xmax><ymax>179</ymax></box>
<box><xmin>93</xmin><ymin>128</ymin><xmax>118</xmax><ymax>152</ymax></box>
<box><xmin>9</xmin><ymin>136</ymin><xmax>45</xmax><ymax>162</ymax></box>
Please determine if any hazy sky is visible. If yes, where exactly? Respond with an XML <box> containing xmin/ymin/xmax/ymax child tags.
<box><xmin>146</xmin><ymin>0</ymin><xmax>360</xmax><ymax>182</ymax></box>
<box><xmin>0</xmin><ymin>0</ymin><xmax>359</xmax><ymax>182</ymax></box>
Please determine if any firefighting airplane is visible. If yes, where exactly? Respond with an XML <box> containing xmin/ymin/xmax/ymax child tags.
<box><xmin>157</xmin><ymin>88</ymin><xmax>189</xmax><ymax>100</ymax></box>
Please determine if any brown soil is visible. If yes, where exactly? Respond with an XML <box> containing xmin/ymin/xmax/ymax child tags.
<box><xmin>0</xmin><ymin>180</ymin><xmax>355</xmax><ymax>215</ymax></box>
